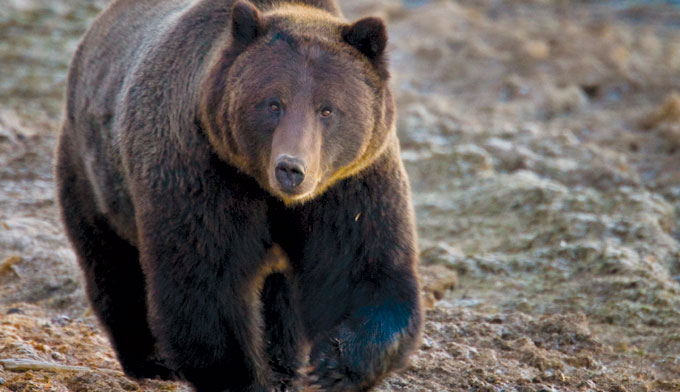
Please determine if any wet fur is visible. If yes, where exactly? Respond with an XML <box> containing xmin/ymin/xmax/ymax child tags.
<box><xmin>55</xmin><ymin>0</ymin><xmax>421</xmax><ymax>391</ymax></box>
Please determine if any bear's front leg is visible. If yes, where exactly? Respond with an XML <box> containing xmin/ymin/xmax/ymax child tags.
<box><xmin>133</xmin><ymin>169</ymin><xmax>275</xmax><ymax>392</ymax></box>
<box><xmin>300</xmin><ymin>167</ymin><xmax>423</xmax><ymax>392</ymax></box>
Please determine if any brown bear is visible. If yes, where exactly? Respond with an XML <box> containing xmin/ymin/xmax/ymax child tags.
<box><xmin>55</xmin><ymin>0</ymin><xmax>422</xmax><ymax>391</ymax></box>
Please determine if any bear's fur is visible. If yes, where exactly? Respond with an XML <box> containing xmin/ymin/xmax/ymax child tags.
<box><xmin>55</xmin><ymin>0</ymin><xmax>422</xmax><ymax>391</ymax></box>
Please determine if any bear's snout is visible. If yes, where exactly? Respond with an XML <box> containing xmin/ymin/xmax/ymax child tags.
<box><xmin>275</xmin><ymin>155</ymin><xmax>306</xmax><ymax>192</ymax></box>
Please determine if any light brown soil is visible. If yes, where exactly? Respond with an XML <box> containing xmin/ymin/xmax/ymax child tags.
<box><xmin>1</xmin><ymin>1</ymin><xmax>680</xmax><ymax>391</ymax></box>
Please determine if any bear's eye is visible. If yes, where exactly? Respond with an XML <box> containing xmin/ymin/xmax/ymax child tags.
<box><xmin>320</xmin><ymin>108</ymin><xmax>333</xmax><ymax>118</ymax></box>
<box><xmin>269</xmin><ymin>103</ymin><xmax>281</xmax><ymax>113</ymax></box>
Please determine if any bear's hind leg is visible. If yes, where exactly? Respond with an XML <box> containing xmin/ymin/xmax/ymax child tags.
<box><xmin>55</xmin><ymin>145</ymin><xmax>173</xmax><ymax>380</ymax></box>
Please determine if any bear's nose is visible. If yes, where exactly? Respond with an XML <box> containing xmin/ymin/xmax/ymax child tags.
<box><xmin>275</xmin><ymin>156</ymin><xmax>306</xmax><ymax>191</ymax></box>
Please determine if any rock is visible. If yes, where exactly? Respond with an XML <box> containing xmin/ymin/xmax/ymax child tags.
<box><xmin>420</xmin><ymin>242</ymin><xmax>465</xmax><ymax>268</ymax></box>
<box><xmin>544</xmin><ymin>84</ymin><xmax>588</xmax><ymax>117</ymax></box>
<box><xmin>420</xmin><ymin>264</ymin><xmax>458</xmax><ymax>309</ymax></box>
<box><xmin>639</xmin><ymin>92</ymin><xmax>680</xmax><ymax>130</ymax></box>
<box><xmin>523</xmin><ymin>39</ymin><xmax>550</xmax><ymax>60</ymax></box>
<box><xmin>0</xmin><ymin>255</ymin><xmax>23</xmax><ymax>281</ymax></box>
<box><xmin>0</xmin><ymin>358</ymin><xmax>92</xmax><ymax>373</ymax></box>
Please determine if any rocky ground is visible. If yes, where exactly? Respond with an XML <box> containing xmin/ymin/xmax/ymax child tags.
<box><xmin>1</xmin><ymin>0</ymin><xmax>680</xmax><ymax>391</ymax></box>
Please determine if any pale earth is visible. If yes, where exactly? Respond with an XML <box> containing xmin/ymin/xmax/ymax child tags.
<box><xmin>1</xmin><ymin>0</ymin><xmax>680</xmax><ymax>391</ymax></box>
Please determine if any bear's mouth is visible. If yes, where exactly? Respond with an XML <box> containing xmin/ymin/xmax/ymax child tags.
<box><xmin>270</xmin><ymin>183</ymin><xmax>318</xmax><ymax>205</ymax></box>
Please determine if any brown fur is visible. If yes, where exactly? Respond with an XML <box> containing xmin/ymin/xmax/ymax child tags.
<box><xmin>56</xmin><ymin>1</ymin><xmax>421</xmax><ymax>391</ymax></box>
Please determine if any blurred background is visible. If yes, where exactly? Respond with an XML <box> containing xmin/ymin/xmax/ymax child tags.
<box><xmin>1</xmin><ymin>0</ymin><xmax>679</xmax><ymax>390</ymax></box>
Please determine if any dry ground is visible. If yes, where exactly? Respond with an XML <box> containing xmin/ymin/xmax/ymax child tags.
<box><xmin>1</xmin><ymin>1</ymin><xmax>680</xmax><ymax>391</ymax></box>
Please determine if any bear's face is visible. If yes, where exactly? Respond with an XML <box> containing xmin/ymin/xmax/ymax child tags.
<box><xmin>229</xmin><ymin>35</ymin><xmax>379</xmax><ymax>203</ymax></box>
<box><xmin>202</xmin><ymin>1</ymin><xmax>394</xmax><ymax>205</ymax></box>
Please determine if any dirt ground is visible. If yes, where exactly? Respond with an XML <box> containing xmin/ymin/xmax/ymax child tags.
<box><xmin>1</xmin><ymin>0</ymin><xmax>680</xmax><ymax>391</ymax></box>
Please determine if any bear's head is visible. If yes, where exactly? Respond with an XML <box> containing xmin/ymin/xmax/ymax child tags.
<box><xmin>201</xmin><ymin>0</ymin><xmax>395</xmax><ymax>204</ymax></box>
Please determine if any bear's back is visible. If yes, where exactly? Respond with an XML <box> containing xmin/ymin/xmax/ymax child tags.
<box><xmin>61</xmin><ymin>0</ymin><xmax>233</xmax><ymax>242</ymax></box>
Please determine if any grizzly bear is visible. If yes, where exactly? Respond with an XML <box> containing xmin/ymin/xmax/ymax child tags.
<box><xmin>55</xmin><ymin>0</ymin><xmax>422</xmax><ymax>391</ymax></box>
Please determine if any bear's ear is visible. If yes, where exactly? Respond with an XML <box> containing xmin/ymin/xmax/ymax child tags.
<box><xmin>342</xmin><ymin>17</ymin><xmax>388</xmax><ymax>61</ymax></box>
<box><xmin>231</xmin><ymin>0</ymin><xmax>262</xmax><ymax>46</ymax></box>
